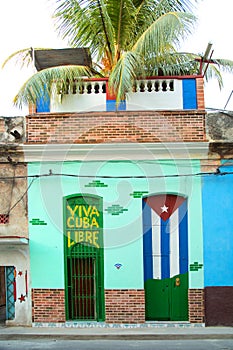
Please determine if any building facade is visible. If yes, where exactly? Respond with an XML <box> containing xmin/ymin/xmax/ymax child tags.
<box><xmin>0</xmin><ymin>117</ymin><xmax>31</xmax><ymax>326</ymax></box>
<box><xmin>0</xmin><ymin>74</ymin><xmax>232</xmax><ymax>326</ymax></box>
<box><xmin>24</xmin><ymin>75</ymin><xmax>208</xmax><ymax>325</ymax></box>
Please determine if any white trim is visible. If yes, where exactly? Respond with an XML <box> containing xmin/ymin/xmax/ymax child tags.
<box><xmin>22</xmin><ymin>142</ymin><xmax>209</xmax><ymax>162</ymax></box>
<box><xmin>0</xmin><ymin>237</ymin><xmax>28</xmax><ymax>245</ymax></box>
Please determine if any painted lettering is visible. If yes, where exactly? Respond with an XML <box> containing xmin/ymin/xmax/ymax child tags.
<box><xmin>67</xmin><ymin>215</ymin><xmax>100</xmax><ymax>229</ymax></box>
<box><xmin>67</xmin><ymin>217</ymin><xmax>74</xmax><ymax>228</ymax></box>
<box><xmin>91</xmin><ymin>217</ymin><xmax>99</xmax><ymax>228</ymax></box>
<box><xmin>67</xmin><ymin>230</ymin><xmax>100</xmax><ymax>248</ymax></box>
<box><xmin>66</xmin><ymin>202</ymin><xmax>101</xmax><ymax>248</ymax></box>
<box><xmin>67</xmin><ymin>205</ymin><xmax>78</xmax><ymax>217</ymax></box>
<box><xmin>67</xmin><ymin>205</ymin><xmax>100</xmax><ymax>218</ymax></box>
<box><xmin>91</xmin><ymin>206</ymin><xmax>100</xmax><ymax>217</ymax></box>
<box><xmin>82</xmin><ymin>205</ymin><xmax>91</xmax><ymax>217</ymax></box>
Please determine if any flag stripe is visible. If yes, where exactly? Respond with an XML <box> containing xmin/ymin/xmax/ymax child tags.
<box><xmin>179</xmin><ymin>200</ymin><xmax>188</xmax><ymax>274</ymax></box>
<box><xmin>170</xmin><ymin>209</ymin><xmax>180</xmax><ymax>277</ymax></box>
<box><xmin>161</xmin><ymin>219</ymin><xmax>170</xmax><ymax>279</ymax></box>
<box><xmin>143</xmin><ymin>196</ymin><xmax>188</xmax><ymax>282</ymax></box>
<box><xmin>151</xmin><ymin>209</ymin><xmax>161</xmax><ymax>279</ymax></box>
<box><xmin>143</xmin><ymin>201</ymin><xmax>153</xmax><ymax>281</ymax></box>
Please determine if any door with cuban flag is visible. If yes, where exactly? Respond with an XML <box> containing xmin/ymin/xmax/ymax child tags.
<box><xmin>143</xmin><ymin>194</ymin><xmax>188</xmax><ymax>321</ymax></box>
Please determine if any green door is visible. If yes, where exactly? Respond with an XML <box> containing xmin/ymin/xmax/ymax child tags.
<box><xmin>145</xmin><ymin>278</ymin><xmax>170</xmax><ymax>320</ymax></box>
<box><xmin>170</xmin><ymin>273</ymin><xmax>188</xmax><ymax>321</ymax></box>
<box><xmin>144</xmin><ymin>273</ymin><xmax>188</xmax><ymax>321</ymax></box>
<box><xmin>64</xmin><ymin>194</ymin><xmax>105</xmax><ymax>321</ymax></box>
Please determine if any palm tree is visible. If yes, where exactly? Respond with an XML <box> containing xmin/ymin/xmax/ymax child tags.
<box><xmin>3</xmin><ymin>0</ymin><xmax>233</xmax><ymax>108</ymax></box>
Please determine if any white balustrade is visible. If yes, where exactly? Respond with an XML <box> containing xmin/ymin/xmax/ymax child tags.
<box><xmin>50</xmin><ymin>78</ymin><xmax>184</xmax><ymax>112</ymax></box>
<box><xmin>126</xmin><ymin>79</ymin><xmax>183</xmax><ymax>110</ymax></box>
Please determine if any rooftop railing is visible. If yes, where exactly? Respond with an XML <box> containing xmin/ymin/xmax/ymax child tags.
<box><xmin>48</xmin><ymin>76</ymin><xmax>200</xmax><ymax>112</ymax></box>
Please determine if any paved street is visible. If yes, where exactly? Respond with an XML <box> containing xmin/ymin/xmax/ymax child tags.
<box><xmin>0</xmin><ymin>340</ymin><xmax>233</xmax><ymax>350</ymax></box>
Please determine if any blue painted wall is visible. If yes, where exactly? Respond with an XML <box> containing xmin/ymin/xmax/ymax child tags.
<box><xmin>36</xmin><ymin>89</ymin><xmax>50</xmax><ymax>112</ymax></box>
<box><xmin>182</xmin><ymin>79</ymin><xmax>197</xmax><ymax>109</ymax></box>
<box><xmin>202</xmin><ymin>165</ymin><xmax>233</xmax><ymax>286</ymax></box>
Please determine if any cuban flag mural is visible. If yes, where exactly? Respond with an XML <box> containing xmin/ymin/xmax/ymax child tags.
<box><xmin>142</xmin><ymin>194</ymin><xmax>189</xmax><ymax>321</ymax></box>
<box><xmin>143</xmin><ymin>194</ymin><xmax>188</xmax><ymax>282</ymax></box>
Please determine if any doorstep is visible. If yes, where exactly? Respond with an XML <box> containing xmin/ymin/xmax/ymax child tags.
<box><xmin>32</xmin><ymin>321</ymin><xmax>205</xmax><ymax>328</ymax></box>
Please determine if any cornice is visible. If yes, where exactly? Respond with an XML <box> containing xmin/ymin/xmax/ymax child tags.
<box><xmin>22</xmin><ymin>142</ymin><xmax>210</xmax><ymax>162</ymax></box>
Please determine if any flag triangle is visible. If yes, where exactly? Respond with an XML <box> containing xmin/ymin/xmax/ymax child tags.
<box><xmin>144</xmin><ymin>194</ymin><xmax>186</xmax><ymax>221</ymax></box>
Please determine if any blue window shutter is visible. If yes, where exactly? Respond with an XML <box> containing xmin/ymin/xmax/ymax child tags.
<box><xmin>182</xmin><ymin>79</ymin><xmax>197</xmax><ymax>109</ymax></box>
<box><xmin>36</xmin><ymin>89</ymin><xmax>50</xmax><ymax>112</ymax></box>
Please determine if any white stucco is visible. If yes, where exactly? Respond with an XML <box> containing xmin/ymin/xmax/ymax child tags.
<box><xmin>50</xmin><ymin>79</ymin><xmax>184</xmax><ymax>112</ymax></box>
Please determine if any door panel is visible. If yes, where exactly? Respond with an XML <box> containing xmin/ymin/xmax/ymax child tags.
<box><xmin>145</xmin><ymin>273</ymin><xmax>188</xmax><ymax>321</ymax></box>
<box><xmin>145</xmin><ymin>278</ymin><xmax>170</xmax><ymax>320</ymax></box>
<box><xmin>171</xmin><ymin>273</ymin><xmax>188</xmax><ymax>321</ymax></box>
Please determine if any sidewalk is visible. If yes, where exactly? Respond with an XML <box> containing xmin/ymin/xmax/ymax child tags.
<box><xmin>0</xmin><ymin>323</ymin><xmax>232</xmax><ymax>340</ymax></box>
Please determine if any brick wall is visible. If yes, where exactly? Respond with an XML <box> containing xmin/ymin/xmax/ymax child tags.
<box><xmin>105</xmin><ymin>289</ymin><xmax>145</xmax><ymax>323</ymax></box>
<box><xmin>188</xmin><ymin>289</ymin><xmax>205</xmax><ymax>323</ymax></box>
<box><xmin>31</xmin><ymin>288</ymin><xmax>206</xmax><ymax>324</ymax></box>
<box><xmin>32</xmin><ymin>289</ymin><xmax>66</xmax><ymax>323</ymax></box>
<box><xmin>196</xmin><ymin>77</ymin><xmax>205</xmax><ymax>110</ymax></box>
<box><xmin>26</xmin><ymin>110</ymin><xmax>206</xmax><ymax>144</ymax></box>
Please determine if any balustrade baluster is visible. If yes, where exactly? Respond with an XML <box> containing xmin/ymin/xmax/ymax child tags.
<box><xmin>169</xmin><ymin>80</ymin><xmax>174</xmax><ymax>91</ymax></box>
<box><xmin>87</xmin><ymin>83</ymin><xmax>92</xmax><ymax>94</ymax></box>
<box><xmin>99</xmin><ymin>82</ymin><xmax>104</xmax><ymax>94</ymax></box>
<box><xmin>135</xmin><ymin>81</ymin><xmax>140</xmax><ymax>92</ymax></box>
<box><xmin>83</xmin><ymin>82</ymin><xmax>88</xmax><ymax>94</ymax></box>
<box><xmin>94</xmin><ymin>83</ymin><xmax>99</xmax><ymax>94</ymax></box>
<box><xmin>162</xmin><ymin>80</ymin><xmax>167</xmax><ymax>92</ymax></box>
<box><xmin>158</xmin><ymin>80</ymin><xmax>162</xmax><ymax>92</ymax></box>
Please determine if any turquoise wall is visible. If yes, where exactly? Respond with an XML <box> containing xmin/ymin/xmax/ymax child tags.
<box><xmin>28</xmin><ymin>159</ymin><xmax>203</xmax><ymax>289</ymax></box>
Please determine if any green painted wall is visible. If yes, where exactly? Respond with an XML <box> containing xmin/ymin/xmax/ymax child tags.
<box><xmin>28</xmin><ymin>159</ymin><xmax>203</xmax><ymax>289</ymax></box>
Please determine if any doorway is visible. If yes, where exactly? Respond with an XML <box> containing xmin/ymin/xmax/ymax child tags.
<box><xmin>66</xmin><ymin>245</ymin><xmax>97</xmax><ymax>320</ymax></box>
<box><xmin>0</xmin><ymin>266</ymin><xmax>15</xmax><ymax>323</ymax></box>
<box><xmin>143</xmin><ymin>194</ymin><xmax>189</xmax><ymax>321</ymax></box>
<box><xmin>0</xmin><ymin>266</ymin><xmax>6</xmax><ymax>323</ymax></box>
<box><xmin>64</xmin><ymin>194</ymin><xmax>105</xmax><ymax>322</ymax></box>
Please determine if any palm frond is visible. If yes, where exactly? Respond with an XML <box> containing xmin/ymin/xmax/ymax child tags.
<box><xmin>133</xmin><ymin>12</ymin><xmax>195</xmax><ymax>57</ymax></box>
<box><xmin>54</xmin><ymin>0</ymin><xmax>115</xmax><ymax>62</ymax></box>
<box><xmin>2</xmin><ymin>47</ymin><xmax>53</xmax><ymax>70</ymax></box>
<box><xmin>13</xmin><ymin>65</ymin><xmax>93</xmax><ymax>108</ymax></box>
<box><xmin>203</xmin><ymin>63</ymin><xmax>224</xmax><ymax>89</ymax></box>
<box><xmin>108</xmin><ymin>51</ymin><xmax>142</xmax><ymax>101</ymax></box>
<box><xmin>211</xmin><ymin>58</ymin><xmax>233</xmax><ymax>74</ymax></box>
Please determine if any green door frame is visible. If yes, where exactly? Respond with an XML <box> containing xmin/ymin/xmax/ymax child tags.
<box><xmin>63</xmin><ymin>193</ymin><xmax>105</xmax><ymax>321</ymax></box>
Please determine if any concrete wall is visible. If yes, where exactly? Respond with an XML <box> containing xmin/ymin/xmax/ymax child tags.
<box><xmin>0</xmin><ymin>246</ymin><xmax>31</xmax><ymax>326</ymax></box>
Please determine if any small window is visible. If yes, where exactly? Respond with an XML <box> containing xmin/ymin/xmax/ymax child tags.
<box><xmin>0</xmin><ymin>214</ymin><xmax>9</xmax><ymax>224</ymax></box>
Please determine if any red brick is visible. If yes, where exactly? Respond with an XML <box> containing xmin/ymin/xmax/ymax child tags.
<box><xmin>105</xmin><ymin>289</ymin><xmax>145</xmax><ymax>324</ymax></box>
<box><xmin>32</xmin><ymin>289</ymin><xmax>65</xmax><ymax>323</ymax></box>
<box><xmin>26</xmin><ymin>110</ymin><xmax>206</xmax><ymax>144</ymax></box>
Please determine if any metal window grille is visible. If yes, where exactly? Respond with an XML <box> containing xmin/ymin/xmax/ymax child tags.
<box><xmin>67</xmin><ymin>244</ymin><xmax>98</xmax><ymax>320</ymax></box>
<box><xmin>0</xmin><ymin>214</ymin><xmax>9</xmax><ymax>224</ymax></box>
<box><xmin>5</xmin><ymin>267</ymin><xmax>15</xmax><ymax>320</ymax></box>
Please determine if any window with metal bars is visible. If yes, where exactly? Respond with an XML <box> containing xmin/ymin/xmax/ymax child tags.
<box><xmin>67</xmin><ymin>246</ymin><xmax>97</xmax><ymax>320</ymax></box>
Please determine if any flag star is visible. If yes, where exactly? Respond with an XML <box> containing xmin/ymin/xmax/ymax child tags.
<box><xmin>161</xmin><ymin>204</ymin><xmax>169</xmax><ymax>213</ymax></box>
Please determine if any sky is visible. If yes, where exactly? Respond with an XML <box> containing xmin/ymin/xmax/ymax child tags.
<box><xmin>0</xmin><ymin>0</ymin><xmax>233</xmax><ymax>116</ymax></box>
